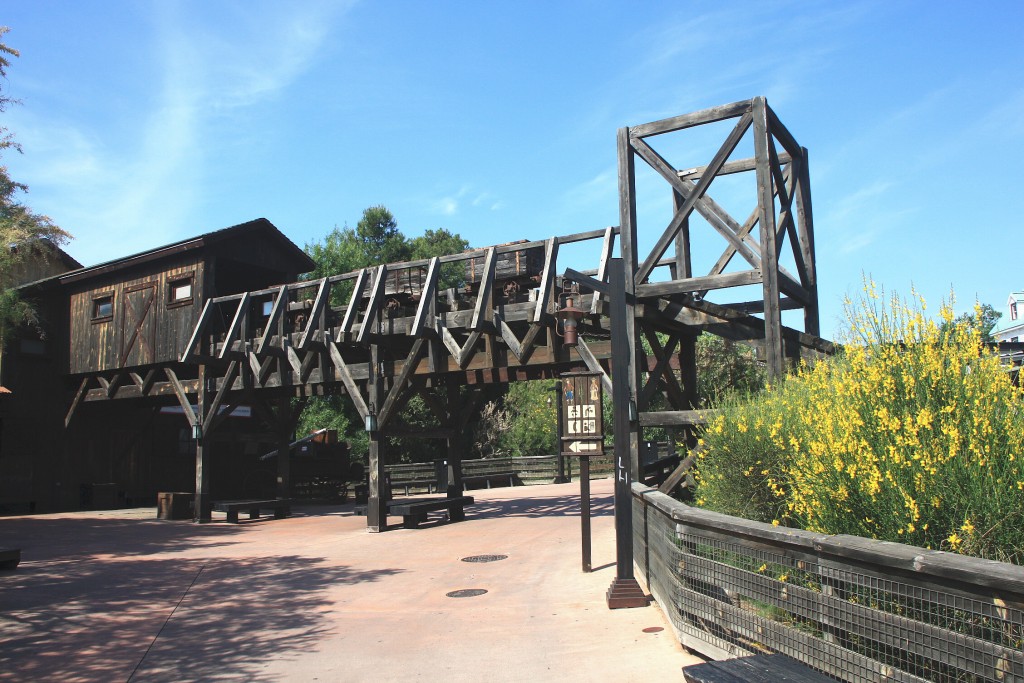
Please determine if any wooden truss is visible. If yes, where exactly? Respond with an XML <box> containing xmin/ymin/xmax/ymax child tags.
<box><xmin>66</xmin><ymin>98</ymin><xmax>836</xmax><ymax>516</ymax></box>
<box><xmin>619</xmin><ymin>97</ymin><xmax>821</xmax><ymax>377</ymax></box>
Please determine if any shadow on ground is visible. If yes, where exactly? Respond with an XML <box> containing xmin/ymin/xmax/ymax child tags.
<box><xmin>2</xmin><ymin>553</ymin><xmax>404</xmax><ymax>683</ymax></box>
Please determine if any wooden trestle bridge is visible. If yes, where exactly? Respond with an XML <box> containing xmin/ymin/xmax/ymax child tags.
<box><xmin>65</xmin><ymin>98</ymin><xmax>835</xmax><ymax>529</ymax></box>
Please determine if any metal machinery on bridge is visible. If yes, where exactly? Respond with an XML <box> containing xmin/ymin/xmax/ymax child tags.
<box><xmin>59</xmin><ymin>98</ymin><xmax>833</xmax><ymax>527</ymax></box>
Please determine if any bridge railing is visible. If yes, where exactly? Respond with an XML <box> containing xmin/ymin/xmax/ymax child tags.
<box><xmin>632</xmin><ymin>483</ymin><xmax>1024</xmax><ymax>683</ymax></box>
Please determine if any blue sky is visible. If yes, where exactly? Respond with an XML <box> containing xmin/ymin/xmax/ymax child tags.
<box><xmin>3</xmin><ymin>1</ymin><xmax>1022</xmax><ymax>339</ymax></box>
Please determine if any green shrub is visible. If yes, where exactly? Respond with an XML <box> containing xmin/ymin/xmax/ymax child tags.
<box><xmin>696</xmin><ymin>281</ymin><xmax>1024</xmax><ymax>563</ymax></box>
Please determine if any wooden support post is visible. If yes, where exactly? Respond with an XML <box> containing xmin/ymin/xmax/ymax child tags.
<box><xmin>606</xmin><ymin>258</ymin><xmax>646</xmax><ymax>609</ymax></box>
<box><xmin>367</xmin><ymin>343</ymin><xmax>387</xmax><ymax>532</ymax></box>
<box><xmin>195</xmin><ymin>364</ymin><xmax>211</xmax><ymax>522</ymax></box>
<box><xmin>796</xmin><ymin>147</ymin><xmax>820</xmax><ymax>337</ymax></box>
<box><xmin>617</xmin><ymin>126</ymin><xmax>643</xmax><ymax>481</ymax></box>
<box><xmin>753</xmin><ymin>97</ymin><xmax>784</xmax><ymax>378</ymax></box>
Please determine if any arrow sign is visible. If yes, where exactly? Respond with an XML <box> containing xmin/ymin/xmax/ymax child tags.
<box><xmin>567</xmin><ymin>440</ymin><xmax>599</xmax><ymax>454</ymax></box>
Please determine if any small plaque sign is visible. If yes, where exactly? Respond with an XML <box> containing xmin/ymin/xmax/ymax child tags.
<box><xmin>559</xmin><ymin>371</ymin><xmax>604</xmax><ymax>456</ymax></box>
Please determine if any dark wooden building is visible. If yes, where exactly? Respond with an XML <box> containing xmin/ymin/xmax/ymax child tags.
<box><xmin>0</xmin><ymin>219</ymin><xmax>315</xmax><ymax>512</ymax></box>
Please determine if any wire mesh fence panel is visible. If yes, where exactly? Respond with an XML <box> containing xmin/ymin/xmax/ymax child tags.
<box><xmin>634</xmin><ymin>485</ymin><xmax>1024</xmax><ymax>683</ymax></box>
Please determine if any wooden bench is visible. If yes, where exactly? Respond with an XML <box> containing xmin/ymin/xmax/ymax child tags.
<box><xmin>462</xmin><ymin>472</ymin><xmax>517</xmax><ymax>490</ymax></box>
<box><xmin>212</xmin><ymin>499</ymin><xmax>291</xmax><ymax>523</ymax></box>
<box><xmin>683</xmin><ymin>654</ymin><xmax>833</xmax><ymax>683</ymax></box>
<box><xmin>355</xmin><ymin>495</ymin><xmax>474</xmax><ymax>529</ymax></box>
<box><xmin>0</xmin><ymin>548</ymin><xmax>21</xmax><ymax>570</ymax></box>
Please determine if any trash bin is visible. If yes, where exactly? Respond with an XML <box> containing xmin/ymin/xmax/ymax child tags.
<box><xmin>157</xmin><ymin>492</ymin><xmax>194</xmax><ymax>520</ymax></box>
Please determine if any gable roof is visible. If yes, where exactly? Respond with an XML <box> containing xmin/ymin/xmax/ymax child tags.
<box><xmin>20</xmin><ymin>218</ymin><xmax>314</xmax><ymax>289</ymax></box>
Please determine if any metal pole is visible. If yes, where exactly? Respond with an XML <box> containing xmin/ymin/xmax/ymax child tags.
<box><xmin>606</xmin><ymin>258</ymin><xmax>647</xmax><ymax>608</ymax></box>
<box><xmin>554</xmin><ymin>381</ymin><xmax>567</xmax><ymax>483</ymax></box>
<box><xmin>580</xmin><ymin>455</ymin><xmax>591</xmax><ymax>572</ymax></box>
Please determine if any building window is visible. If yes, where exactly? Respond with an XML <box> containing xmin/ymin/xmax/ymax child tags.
<box><xmin>168</xmin><ymin>275</ymin><xmax>195</xmax><ymax>307</ymax></box>
<box><xmin>92</xmin><ymin>293</ymin><xmax>114</xmax><ymax>322</ymax></box>
<box><xmin>1011</xmin><ymin>301</ymin><xmax>1018</xmax><ymax>321</ymax></box>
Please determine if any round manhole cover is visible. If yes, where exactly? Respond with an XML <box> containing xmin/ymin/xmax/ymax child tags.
<box><xmin>447</xmin><ymin>589</ymin><xmax>488</xmax><ymax>598</ymax></box>
<box><xmin>642</xmin><ymin>627</ymin><xmax>664</xmax><ymax>633</ymax></box>
<box><xmin>460</xmin><ymin>554</ymin><xmax>508</xmax><ymax>563</ymax></box>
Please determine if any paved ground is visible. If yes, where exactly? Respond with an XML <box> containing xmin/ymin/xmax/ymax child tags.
<box><xmin>0</xmin><ymin>478</ymin><xmax>701</xmax><ymax>682</ymax></box>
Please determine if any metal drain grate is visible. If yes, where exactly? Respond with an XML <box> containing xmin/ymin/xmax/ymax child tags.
<box><xmin>447</xmin><ymin>589</ymin><xmax>488</xmax><ymax>598</ymax></box>
<box><xmin>460</xmin><ymin>554</ymin><xmax>508</xmax><ymax>563</ymax></box>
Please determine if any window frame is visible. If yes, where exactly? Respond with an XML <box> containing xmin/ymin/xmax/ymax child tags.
<box><xmin>167</xmin><ymin>273</ymin><xmax>196</xmax><ymax>309</ymax></box>
<box><xmin>91</xmin><ymin>292</ymin><xmax>115</xmax><ymax>323</ymax></box>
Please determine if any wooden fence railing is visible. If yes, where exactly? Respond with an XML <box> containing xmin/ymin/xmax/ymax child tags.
<box><xmin>632</xmin><ymin>483</ymin><xmax>1024</xmax><ymax>683</ymax></box>
<box><xmin>372</xmin><ymin>455</ymin><xmax>615</xmax><ymax>495</ymax></box>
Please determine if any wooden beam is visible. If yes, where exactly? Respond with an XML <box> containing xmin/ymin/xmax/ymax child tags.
<box><xmin>495</xmin><ymin>312</ymin><xmax>523</xmax><ymax>360</ymax></box>
<box><xmin>356</xmin><ymin>265</ymin><xmax>388</xmax><ymax>344</ymax></box>
<box><xmin>638</xmin><ymin>410</ymin><xmax>711</xmax><ymax>427</ymax></box>
<box><xmin>339</xmin><ymin>268</ymin><xmax>369</xmax><ymax>339</ymax></box>
<box><xmin>573</xmin><ymin>337</ymin><xmax>613</xmax><ymax>396</ymax></box>
<box><xmin>635</xmin><ymin>270</ymin><xmax>761</xmax><ymax>299</ymax></box>
<box><xmin>639</xmin><ymin>329</ymin><xmax>680</xmax><ymax>409</ymax></box>
<box><xmin>326</xmin><ymin>339</ymin><xmax>368</xmax><ymax>420</ymax></box>
<box><xmin>678</xmin><ymin>152</ymin><xmax>792</xmax><ymax>181</ymax></box>
<box><xmin>470</xmin><ymin>247</ymin><xmax>496</xmax><ymax>330</ymax></box>
<box><xmin>181</xmin><ymin>299</ymin><xmax>215</xmax><ymax>361</ymax></box>
<box><xmin>377</xmin><ymin>338</ymin><xmax>425</xmax><ymax>427</ymax></box>
<box><xmin>657</xmin><ymin>453</ymin><xmax>697</xmax><ymax>495</ymax></box>
<box><xmin>219</xmin><ymin>292</ymin><xmax>250</xmax><ymax>360</ymax></box>
<box><xmin>204</xmin><ymin>360</ymin><xmax>239</xmax><ymax>434</ymax></box>
<box><xmin>752</xmin><ymin>97</ymin><xmax>784</xmax><ymax>378</ymax></box>
<box><xmin>634</xmin><ymin>112</ymin><xmax>753</xmax><ymax>286</ymax></box>
<box><xmin>256</xmin><ymin>285</ymin><xmax>287</xmax><ymax>354</ymax></box>
<box><xmin>64</xmin><ymin>377</ymin><xmax>90</xmax><ymax>428</ymax></box>
<box><xmin>164</xmin><ymin>368</ymin><xmax>198</xmax><ymax>427</ymax></box>
<box><xmin>590</xmin><ymin>226</ymin><xmax>616</xmax><ymax>315</ymax></box>
<box><xmin>298</xmin><ymin>278</ymin><xmax>330</xmax><ymax>351</ymax></box>
<box><xmin>629</xmin><ymin>100</ymin><xmax>752</xmax><ymax>139</ymax></box>
<box><xmin>410</xmin><ymin>258</ymin><xmax>440</xmax><ymax>337</ymax></box>
<box><xmin>795</xmin><ymin>147</ymin><xmax>820</xmax><ymax>336</ymax></box>
<box><xmin>515</xmin><ymin>323</ymin><xmax>545</xmax><ymax>365</ymax></box>
<box><xmin>765</xmin><ymin>103</ymin><xmax>802</xmax><ymax>158</ymax></box>
<box><xmin>533</xmin><ymin>237</ymin><xmax>559</xmax><ymax>323</ymax></box>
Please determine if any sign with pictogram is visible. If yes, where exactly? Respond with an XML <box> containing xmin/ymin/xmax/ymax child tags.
<box><xmin>559</xmin><ymin>371</ymin><xmax>604</xmax><ymax>456</ymax></box>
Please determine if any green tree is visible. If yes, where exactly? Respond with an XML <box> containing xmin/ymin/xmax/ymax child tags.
<box><xmin>497</xmin><ymin>380</ymin><xmax>558</xmax><ymax>457</ymax></box>
<box><xmin>0</xmin><ymin>26</ymin><xmax>72</xmax><ymax>347</ymax></box>
<box><xmin>299</xmin><ymin>207</ymin><xmax>469</xmax><ymax>461</ymax></box>
<box><xmin>695</xmin><ymin>334</ymin><xmax>765</xmax><ymax>405</ymax></box>
<box><xmin>941</xmin><ymin>302</ymin><xmax>1001</xmax><ymax>344</ymax></box>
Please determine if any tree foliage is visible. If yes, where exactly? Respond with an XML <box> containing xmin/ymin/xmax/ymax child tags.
<box><xmin>0</xmin><ymin>26</ymin><xmax>72</xmax><ymax>346</ymax></box>
<box><xmin>941</xmin><ymin>302</ymin><xmax>1001</xmax><ymax>344</ymax></box>
<box><xmin>695</xmin><ymin>334</ymin><xmax>766</xmax><ymax>405</ymax></box>
<box><xmin>298</xmin><ymin>207</ymin><xmax>469</xmax><ymax>459</ymax></box>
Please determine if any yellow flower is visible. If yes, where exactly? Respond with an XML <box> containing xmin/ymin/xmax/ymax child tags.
<box><xmin>947</xmin><ymin>532</ymin><xmax>962</xmax><ymax>549</ymax></box>
<box><xmin>960</xmin><ymin>519</ymin><xmax>975</xmax><ymax>535</ymax></box>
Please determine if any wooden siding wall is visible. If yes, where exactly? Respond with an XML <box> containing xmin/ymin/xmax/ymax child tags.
<box><xmin>68</xmin><ymin>258</ymin><xmax>205</xmax><ymax>374</ymax></box>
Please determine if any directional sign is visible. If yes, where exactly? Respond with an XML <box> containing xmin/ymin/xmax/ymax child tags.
<box><xmin>559</xmin><ymin>371</ymin><xmax>605</xmax><ymax>456</ymax></box>
<box><xmin>567</xmin><ymin>440</ymin><xmax>600</xmax><ymax>454</ymax></box>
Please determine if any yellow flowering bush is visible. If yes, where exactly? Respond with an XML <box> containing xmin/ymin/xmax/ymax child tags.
<box><xmin>696</xmin><ymin>281</ymin><xmax>1024</xmax><ymax>563</ymax></box>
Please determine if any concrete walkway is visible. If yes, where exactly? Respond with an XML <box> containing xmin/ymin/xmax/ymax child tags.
<box><xmin>0</xmin><ymin>478</ymin><xmax>701</xmax><ymax>682</ymax></box>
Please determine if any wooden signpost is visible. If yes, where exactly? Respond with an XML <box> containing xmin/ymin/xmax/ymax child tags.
<box><xmin>560</xmin><ymin>370</ymin><xmax>604</xmax><ymax>572</ymax></box>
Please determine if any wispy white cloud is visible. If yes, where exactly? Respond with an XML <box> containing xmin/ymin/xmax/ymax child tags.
<box><xmin>9</xmin><ymin>1</ymin><xmax>355</xmax><ymax>263</ymax></box>
<box><xmin>428</xmin><ymin>185</ymin><xmax>503</xmax><ymax>217</ymax></box>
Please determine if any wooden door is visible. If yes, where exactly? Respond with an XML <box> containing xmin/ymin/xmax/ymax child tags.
<box><xmin>120</xmin><ymin>283</ymin><xmax>157</xmax><ymax>367</ymax></box>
